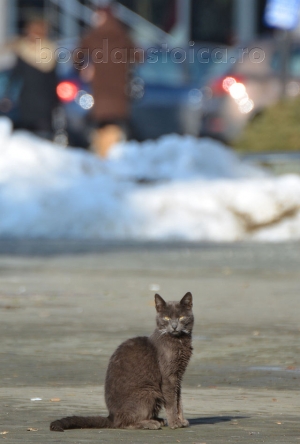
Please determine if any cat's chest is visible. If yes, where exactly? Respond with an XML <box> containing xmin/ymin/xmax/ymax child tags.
<box><xmin>159</xmin><ymin>339</ymin><xmax>192</xmax><ymax>372</ymax></box>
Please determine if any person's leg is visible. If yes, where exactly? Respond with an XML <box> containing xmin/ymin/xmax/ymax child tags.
<box><xmin>91</xmin><ymin>121</ymin><xmax>127</xmax><ymax>158</ymax></box>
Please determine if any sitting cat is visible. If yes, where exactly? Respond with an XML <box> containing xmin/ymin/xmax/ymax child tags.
<box><xmin>50</xmin><ymin>292</ymin><xmax>194</xmax><ymax>431</ymax></box>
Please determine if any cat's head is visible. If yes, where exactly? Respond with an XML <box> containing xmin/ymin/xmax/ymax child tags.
<box><xmin>154</xmin><ymin>292</ymin><xmax>194</xmax><ymax>337</ymax></box>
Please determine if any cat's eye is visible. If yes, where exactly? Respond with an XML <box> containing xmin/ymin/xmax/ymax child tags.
<box><xmin>179</xmin><ymin>316</ymin><xmax>185</xmax><ymax>321</ymax></box>
<box><xmin>163</xmin><ymin>316</ymin><xmax>170</xmax><ymax>321</ymax></box>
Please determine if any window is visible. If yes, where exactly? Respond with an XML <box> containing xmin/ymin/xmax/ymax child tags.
<box><xmin>119</xmin><ymin>0</ymin><xmax>176</xmax><ymax>32</ymax></box>
<box><xmin>192</xmin><ymin>0</ymin><xmax>234</xmax><ymax>44</ymax></box>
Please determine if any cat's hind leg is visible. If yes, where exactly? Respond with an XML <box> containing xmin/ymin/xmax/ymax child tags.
<box><xmin>112</xmin><ymin>393</ymin><xmax>164</xmax><ymax>430</ymax></box>
<box><xmin>113</xmin><ymin>409</ymin><xmax>163</xmax><ymax>430</ymax></box>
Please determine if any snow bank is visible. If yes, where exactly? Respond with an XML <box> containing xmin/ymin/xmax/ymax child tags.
<box><xmin>1</xmin><ymin>117</ymin><xmax>300</xmax><ymax>242</ymax></box>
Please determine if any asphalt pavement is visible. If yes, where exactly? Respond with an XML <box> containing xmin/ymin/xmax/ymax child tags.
<box><xmin>0</xmin><ymin>240</ymin><xmax>299</xmax><ymax>443</ymax></box>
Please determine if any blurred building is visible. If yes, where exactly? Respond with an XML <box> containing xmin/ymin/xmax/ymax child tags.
<box><xmin>0</xmin><ymin>0</ymin><xmax>286</xmax><ymax>46</ymax></box>
<box><xmin>119</xmin><ymin>0</ymin><xmax>270</xmax><ymax>44</ymax></box>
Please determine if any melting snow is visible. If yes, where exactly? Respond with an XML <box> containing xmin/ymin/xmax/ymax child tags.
<box><xmin>0</xmin><ymin>117</ymin><xmax>300</xmax><ymax>241</ymax></box>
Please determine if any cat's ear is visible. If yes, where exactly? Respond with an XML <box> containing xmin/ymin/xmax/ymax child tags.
<box><xmin>180</xmin><ymin>292</ymin><xmax>193</xmax><ymax>309</ymax></box>
<box><xmin>155</xmin><ymin>294</ymin><xmax>166</xmax><ymax>312</ymax></box>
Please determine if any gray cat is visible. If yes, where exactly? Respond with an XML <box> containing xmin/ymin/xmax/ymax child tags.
<box><xmin>50</xmin><ymin>292</ymin><xmax>193</xmax><ymax>431</ymax></box>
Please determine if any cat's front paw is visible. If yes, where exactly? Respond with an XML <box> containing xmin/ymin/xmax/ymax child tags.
<box><xmin>168</xmin><ymin>419</ymin><xmax>183</xmax><ymax>429</ymax></box>
<box><xmin>180</xmin><ymin>418</ymin><xmax>190</xmax><ymax>428</ymax></box>
<box><xmin>168</xmin><ymin>418</ymin><xmax>190</xmax><ymax>429</ymax></box>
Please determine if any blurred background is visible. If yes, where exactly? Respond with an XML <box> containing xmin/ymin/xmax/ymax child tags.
<box><xmin>0</xmin><ymin>0</ymin><xmax>300</xmax><ymax>152</ymax></box>
<box><xmin>0</xmin><ymin>0</ymin><xmax>273</xmax><ymax>48</ymax></box>
<box><xmin>1</xmin><ymin>7</ymin><xmax>299</xmax><ymax>441</ymax></box>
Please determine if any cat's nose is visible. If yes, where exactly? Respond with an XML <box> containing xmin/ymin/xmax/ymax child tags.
<box><xmin>171</xmin><ymin>322</ymin><xmax>178</xmax><ymax>330</ymax></box>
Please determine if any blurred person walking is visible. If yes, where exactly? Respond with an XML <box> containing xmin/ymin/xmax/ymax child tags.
<box><xmin>78</xmin><ymin>1</ymin><xmax>139</xmax><ymax>157</ymax></box>
<box><xmin>5</xmin><ymin>16</ymin><xmax>59</xmax><ymax>139</ymax></box>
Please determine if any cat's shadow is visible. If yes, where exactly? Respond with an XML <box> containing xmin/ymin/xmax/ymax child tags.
<box><xmin>189</xmin><ymin>415</ymin><xmax>247</xmax><ymax>426</ymax></box>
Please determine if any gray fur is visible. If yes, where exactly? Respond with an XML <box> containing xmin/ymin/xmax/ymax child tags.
<box><xmin>50</xmin><ymin>292</ymin><xmax>193</xmax><ymax>431</ymax></box>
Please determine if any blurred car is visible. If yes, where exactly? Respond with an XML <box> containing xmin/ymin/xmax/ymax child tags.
<box><xmin>128</xmin><ymin>50</ymin><xmax>205</xmax><ymax>141</ymax></box>
<box><xmin>200</xmin><ymin>38</ymin><xmax>300</xmax><ymax>143</ymax></box>
<box><xmin>54</xmin><ymin>61</ymin><xmax>94</xmax><ymax>147</ymax></box>
<box><xmin>129</xmin><ymin>44</ymin><xmax>242</xmax><ymax>141</ymax></box>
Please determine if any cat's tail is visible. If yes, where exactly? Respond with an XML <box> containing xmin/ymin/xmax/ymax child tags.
<box><xmin>50</xmin><ymin>415</ymin><xmax>112</xmax><ymax>432</ymax></box>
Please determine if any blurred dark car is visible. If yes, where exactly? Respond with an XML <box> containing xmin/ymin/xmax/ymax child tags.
<box><xmin>200</xmin><ymin>39</ymin><xmax>300</xmax><ymax>143</ymax></box>
<box><xmin>54</xmin><ymin>61</ymin><xmax>94</xmax><ymax>147</ymax></box>
<box><xmin>129</xmin><ymin>50</ymin><xmax>205</xmax><ymax>141</ymax></box>
<box><xmin>125</xmin><ymin>44</ymin><xmax>243</xmax><ymax>142</ymax></box>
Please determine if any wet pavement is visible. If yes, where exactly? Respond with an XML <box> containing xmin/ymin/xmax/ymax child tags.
<box><xmin>0</xmin><ymin>240</ymin><xmax>299</xmax><ymax>443</ymax></box>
